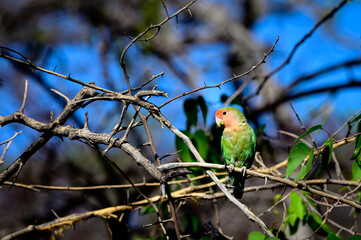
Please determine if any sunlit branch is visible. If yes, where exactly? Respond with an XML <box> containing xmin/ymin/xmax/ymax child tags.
<box><xmin>159</xmin><ymin>162</ymin><xmax>361</xmax><ymax>210</ymax></box>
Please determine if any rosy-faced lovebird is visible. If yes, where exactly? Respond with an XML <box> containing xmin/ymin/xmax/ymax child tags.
<box><xmin>215</xmin><ymin>107</ymin><xmax>256</xmax><ymax>199</ymax></box>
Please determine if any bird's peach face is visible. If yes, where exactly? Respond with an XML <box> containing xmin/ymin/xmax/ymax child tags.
<box><xmin>215</xmin><ymin>109</ymin><xmax>230</xmax><ymax>127</ymax></box>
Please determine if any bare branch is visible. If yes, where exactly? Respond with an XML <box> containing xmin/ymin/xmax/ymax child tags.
<box><xmin>19</xmin><ymin>80</ymin><xmax>28</xmax><ymax>113</ymax></box>
<box><xmin>0</xmin><ymin>131</ymin><xmax>22</xmax><ymax>146</ymax></box>
<box><xmin>0</xmin><ymin>85</ymin><xmax>98</xmax><ymax>185</ymax></box>
<box><xmin>159</xmin><ymin>162</ymin><xmax>361</xmax><ymax>210</ymax></box>
<box><xmin>289</xmin><ymin>102</ymin><xmax>317</xmax><ymax>147</ymax></box>
<box><xmin>158</xmin><ymin>36</ymin><xmax>279</xmax><ymax>109</ymax></box>
<box><xmin>332</xmin><ymin>108</ymin><xmax>361</xmax><ymax>137</ymax></box>
<box><xmin>252</xmin><ymin>81</ymin><xmax>361</xmax><ymax>116</ymax></box>
<box><xmin>119</xmin><ymin>0</ymin><xmax>198</xmax><ymax>66</ymax></box>
<box><xmin>0</xmin><ymin>46</ymin><xmax>114</xmax><ymax>93</ymax></box>
<box><xmin>255</xmin><ymin>0</ymin><xmax>349</xmax><ymax>94</ymax></box>
<box><xmin>50</xmin><ymin>88</ymin><xmax>70</xmax><ymax>103</ymax></box>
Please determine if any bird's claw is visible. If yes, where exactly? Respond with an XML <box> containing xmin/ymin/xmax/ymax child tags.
<box><xmin>227</xmin><ymin>164</ymin><xmax>235</xmax><ymax>173</ymax></box>
<box><xmin>241</xmin><ymin>166</ymin><xmax>247</xmax><ymax>177</ymax></box>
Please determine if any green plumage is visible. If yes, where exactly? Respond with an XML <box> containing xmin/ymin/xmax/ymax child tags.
<box><xmin>216</xmin><ymin>107</ymin><xmax>256</xmax><ymax>199</ymax></box>
<box><xmin>221</xmin><ymin>124</ymin><xmax>256</xmax><ymax>168</ymax></box>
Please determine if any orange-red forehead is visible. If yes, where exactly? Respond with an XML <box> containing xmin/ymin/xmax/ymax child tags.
<box><xmin>215</xmin><ymin>109</ymin><xmax>230</xmax><ymax>118</ymax></box>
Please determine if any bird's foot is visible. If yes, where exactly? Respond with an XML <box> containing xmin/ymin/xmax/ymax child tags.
<box><xmin>241</xmin><ymin>166</ymin><xmax>247</xmax><ymax>178</ymax></box>
<box><xmin>227</xmin><ymin>164</ymin><xmax>235</xmax><ymax>173</ymax></box>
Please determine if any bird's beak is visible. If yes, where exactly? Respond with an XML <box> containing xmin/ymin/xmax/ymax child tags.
<box><xmin>215</xmin><ymin>117</ymin><xmax>223</xmax><ymax>127</ymax></box>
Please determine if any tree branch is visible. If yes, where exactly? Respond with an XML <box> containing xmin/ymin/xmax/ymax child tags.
<box><xmin>0</xmin><ymin>85</ymin><xmax>98</xmax><ymax>185</ymax></box>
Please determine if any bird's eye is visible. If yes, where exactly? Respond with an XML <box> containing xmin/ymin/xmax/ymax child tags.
<box><xmin>223</xmin><ymin>111</ymin><xmax>227</xmax><ymax>115</ymax></box>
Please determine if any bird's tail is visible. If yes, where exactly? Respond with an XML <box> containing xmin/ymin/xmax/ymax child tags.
<box><xmin>229</xmin><ymin>172</ymin><xmax>246</xmax><ymax>199</ymax></box>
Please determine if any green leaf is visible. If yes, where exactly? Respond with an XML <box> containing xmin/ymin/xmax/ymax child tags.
<box><xmin>140</xmin><ymin>205</ymin><xmax>155</xmax><ymax>215</ymax></box>
<box><xmin>183</xmin><ymin>214</ymin><xmax>200</xmax><ymax>234</ymax></box>
<box><xmin>325</xmin><ymin>138</ymin><xmax>333</xmax><ymax>164</ymax></box>
<box><xmin>289</xmin><ymin>192</ymin><xmax>307</xmax><ymax>221</ymax></box>
<box><xmin>295</xmin><ymin>124</ymin><xmax>322</xmax><ymax>142</ymax></box>
<box><xmin>350</xmin><ymin>113</ymin><xmax>361</xmax><ymax>124</ymax></box>
<box><xmin>287</xmin><ymin>212</ymin><xmax>298</xmax><ymax>227</ymax></box>
<box><xmin>197</xmin><ymin>96</ymin><xmax>208</xmax><ymax>126</ymax></box>
<box><xmin>266</xmin><ymin>238</ymin><xmax>280</xmax><ymax>240</ymax></box>
<box><xmin>351</xmin><ymin>121</ymin><xmax>361</xmax><ymax>165</ymax></box>
<box><xmin>355</xmin><ymin>121</ymin><xmax>361</xmax><ymax>147</ymax></box>
<box><xmin>183</xmin><ymin>215</ymin><xmax>189</xmax><ymax>231</ymax></box>
<box><xmin>274</xmin><ymin>194</ymin><xmax>282</xmax><ymax>203</ymax></box>
<box><xmin>347</xmin><ymin>235</ymin><xmax>361</xmax><ymax>240</ymax></box>
<box><xmin>191</xmin><ymin>214</ymin><xmax>200</xmax><ymax>233</ymax></box>
<box><xmin>286</xmin><ymin>192</ymin><xmax>306</xmax><ymax>235</ymax></box>
<box><xmin>273</xmin><ymin>194</ymin><xmax>282</xmax><ymax>214</ymax></box>
<box><xmin>175</xmin><ymin>130</ymin><xmax>194</xmax><ymax>162</ymax></box>
<box><xmin>307</xmin><ymin>212</ymin><xmax>334</xmax><ymax>236</ymax></box>
<box><xmin>313</xmin><ymin>138</ymin><xmax>333</xmax><ymax>177</ymax></box>
<box><xmin>295</xmin><ymin>147</ymin><xmax>314</xmax><ymax>180</ymax></box>
<box><xmin>327</xmin><ymin>233</ymin><xmax>344</xmax><ymax>240</ymax></box>
<box><xmin>352</xmin><ymin>161</ymin><xmax>361</xmax><ymax>181</ymax></box>
<box><xmin>318</xmin><ymin>116</ymin><xmax>328</xmax><ymax>134</ymax></box>
<box><xmin>248</xmin><ymin>231</ymin><xmax>266</xmax><ymax>240</ymax></box>
<box><xmin>287</xmin><ymin>216</ymin><xmax>300</xmax><ymax>235</ymax></box>
<box><xmin>184</xmin><ymin>99</ymin><xmax>198</xmax><ymax>129</ymax></box>
<box><xmin>287</xmin><ymin>142</ymin><xmax>309</xmax><ymax>178</ymax></box>
<box><xmin>313</xmin><ymin>139</ymin><xmax>330</xmax><ymax>176</ymax></box>
<box><xmin>354</xmin><ymin>150</ymin><xmax>361</xmax><ymax>166</ymax></box>
<box><xmin>138</xmin><ymin>0</ymin><xmax>161</xmax><ymax>32</ymax></box>
<box><xmin>220</xmin><ymin>94</ymin><xmax>228</xmax><ymax>103</ymax></box>
<box><xmin>193</xmin><ymin>130</ymin><xmax>209</xmax><ymax>159</ymax></box>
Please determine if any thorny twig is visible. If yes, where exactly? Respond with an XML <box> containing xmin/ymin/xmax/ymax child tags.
<box><xmin>289</xmin><ymin>102</ymin><xmax>317</xmax><ymax>148</ymax></box>
<box><xmin>119</xmin><ymin>0</ymin><xmax>198</xmax><ymax>66</ymax></box>
<box><xmin>0</xmin><ymin>131</ymin><xmax>22</xmax><ymax>165</ymax></box>
<box><xmin>0</xmin><ymin>85</ymin><xmax>98</xmax><ymax>185</ymax></box>
<box><xmin>255</xmin><ymin>0</ymin><xmax>349</xmax><ymax>94</ymax></box>
<box><xmin>0</xmin><ymin>46</ymin><xmax>114</xmax><ymax>94</ymax></box>
<box><xmin>158</xmin><ymin>36</ymin><xmax>279</xmax><ymax>109</ymax></box>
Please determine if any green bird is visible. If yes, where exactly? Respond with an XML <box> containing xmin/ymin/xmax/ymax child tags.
<box><xmin>215</xmin><ymin>107</ymin><xmax>256</xmax><ymax>199</ymax></box>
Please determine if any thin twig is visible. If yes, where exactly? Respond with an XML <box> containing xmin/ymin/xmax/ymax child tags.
<box><xmin>50</xmin><ymin>88</ymin><xmax>70</xmax><ymax>103</ymax></box>
<box><xmin>19</xmin><ymin>80</ymin><xmax>28</xmax><ymax>113</ymax></box>
<box><xmin>119</xmin><ymin>0</ymin><xmax>198</xmax><ymax>66</ymax></box>
<box><xmin>257</xmin><ymin>134</ymin><xmax>357</xmax><ymax>174</ymax></box>
<box><xmin>255</xmin><ymin>0</ymin><xmax>349</xmax><ymax>94</ymax></box>
<box><xmin>158</xmin><ymin>162</ymin><xmax>361</xmax><ymax>210</ymax></box>
<box><xmin>123</xmin><ymin>72</ymin><xmax>164</xmax><ymax>94</ymax></box>
<box><xmin>0</xmin><ymin>85</ymin><xmax>99</xmax><ymax>185</ymax></box>
<box><xmin>332</xmin><ymin>108</ymin><xmax>361</xmax><ymax>137</ymax></box>
<box><xmin>289</xmin><ymin>102</ymin><xmax>317</xmax><ymax>147</ymax></box>
<box><xmin>300</xmin><ymin>194</ymin><xmax>355</xmax><ymax>235</ymax></box>
<box><xmin>157</xmin><ymin>36</ymin><xmax>279</xmax><ymax>109</ymax></box>
<box><xmin>0</xmin><ymin>46</ymin><xmax>114</xmax><ymax>93</ymax></box>
<box><xmin>90</xmin><ymin>143</ymin><xmax>170</xmax><ymax>240</ymax></box>
<box><xmin>0</xmin><ymin>131</ymin><xmax>22</xmax><ymax>146</ymax></box>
